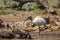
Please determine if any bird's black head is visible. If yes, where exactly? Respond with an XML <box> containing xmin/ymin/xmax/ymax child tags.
<box><xmin>24</xmin><ymin>16</ymin><xmax>32</xmax><ymax>23</ymax></box>
<box><xmin>26</xmin><ymin>16</ymin><xmax>32</xmax><ymax>21</ymax></box>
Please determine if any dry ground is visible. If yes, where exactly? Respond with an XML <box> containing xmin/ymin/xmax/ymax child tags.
<box><xmin>0</xmin><ymin>13</ymin><xmax>60</xmax><ymax>40</ymax></box>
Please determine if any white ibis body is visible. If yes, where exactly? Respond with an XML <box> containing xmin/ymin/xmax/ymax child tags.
<box><xmin>32</xmin><ymin>16</ymin><xmax>49</xmax><ymax>35</ymax></box>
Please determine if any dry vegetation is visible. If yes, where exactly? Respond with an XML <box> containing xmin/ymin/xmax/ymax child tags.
<box><xmin>0</xmin><ymin>0</ymin><xmax>60</xmax><ymax>40</ymax></box>
<box><xmin>0</xmin><ymin>12</ymin><xmax>60</xmax><ymax>40</ymax></box>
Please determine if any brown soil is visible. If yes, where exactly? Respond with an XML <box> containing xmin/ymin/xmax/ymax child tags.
<box><xmin>0</xmin><ymin>13</ymin><xmax>60</xmax><ymax>40</ymax></box>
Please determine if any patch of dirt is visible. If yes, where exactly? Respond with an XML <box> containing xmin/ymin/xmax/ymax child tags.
<box><xmin>0</xmin><ymin>13</ymin><xmax>60</xmax><ymax>40</ymax></box>
<box><xmin>0</xmin><ymin>13</ymin><xmax>50</xmax><ymax>22</ymax></box>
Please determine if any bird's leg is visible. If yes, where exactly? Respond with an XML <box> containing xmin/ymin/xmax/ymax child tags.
<box><xmin>38</xmin><ymin>25</ymin><xmax>40</xmax><ymax>35</ymax></box>
<box><xmin>43</xmin><ymin>24</ymin><xmax>47</xmax><ymax>29</ymax></box>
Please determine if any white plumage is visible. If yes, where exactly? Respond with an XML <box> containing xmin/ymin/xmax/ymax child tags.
<box><xmin>32</xmin><ymin>16</ymin><xmax>46</xmax><ymax>26</ymax></box>
<box><xmin>32</xmin><ymin>16</ymin><xmax>47</xmax><ymax>35</ymax></box>
<box><xmin>23</xmin><ymin>16</ymin><xmax>49</xmax><ymax>35</ymax></box>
